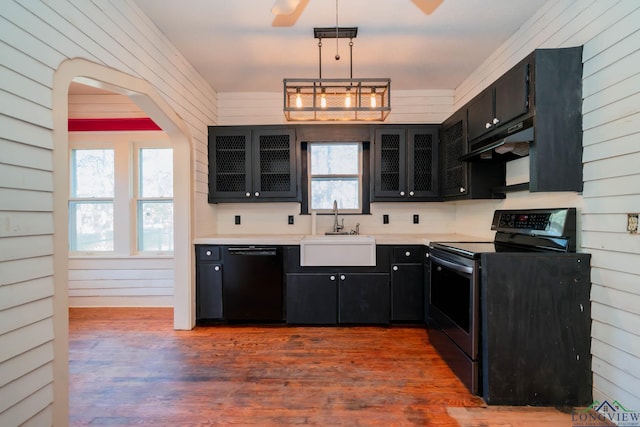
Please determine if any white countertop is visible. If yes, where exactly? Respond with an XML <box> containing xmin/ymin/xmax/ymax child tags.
<box><xmin>193</xmin><ymin>233</ymin><xmax>486</xmax><ymax>246</ymax></box>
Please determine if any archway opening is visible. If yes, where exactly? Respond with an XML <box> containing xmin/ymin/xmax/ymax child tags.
<box><xmin>52</xmin><ymin>59</ymin><xmax>195</xmax><ymax>424</ymax></box>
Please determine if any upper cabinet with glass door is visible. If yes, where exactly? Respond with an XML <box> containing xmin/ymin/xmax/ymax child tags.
<box><xmin>208</xmin><ymin>127</ymin><xmax>298</xmax><ymax>202</ymax></box>
<box><xmin>372</xmin><ymin>126</ymin><xmax>439</xmax><ymax>201</ymax></box>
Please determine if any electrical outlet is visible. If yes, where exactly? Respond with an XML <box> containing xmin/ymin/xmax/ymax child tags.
<box><xmin>413</xmin><ymin>214</ymin><xmax>419</xmax><ymax>224</ymax></box>
<box><xmin>383</xmin><ymin>214</ymin><xmax>389</xmax><ymax>224</ymax></box>
<box><xmin>288</xmin><ymin>215</ymin><xmax>294</xmax><ymax>225</ymax></box>
<box><xmin>628</xmin><ymin>213</ymin><xmax>638</xmax><ymax>234</ymax></box>
<box><xmin>234</xmin><ymin>215</ymin><xmax>241</xmax><ymax>225</ymax></box>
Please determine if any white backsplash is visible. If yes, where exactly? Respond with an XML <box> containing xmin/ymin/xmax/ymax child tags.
<box><xmin>214</xmin><ymin>202</ymin><xmax>459</xmax><ymax>236</ymax></box>
<box><xmin>212</xmin><ymin>158</ymin><xmax>583</xmax><ymax>240</ymax></box>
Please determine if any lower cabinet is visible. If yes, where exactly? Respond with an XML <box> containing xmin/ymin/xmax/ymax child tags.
<box><xmin>423</xmin><ymin>250</ymin><xmax>431</xmax><ymax>324</ymax></box>
<box><xmin>286</xmin><ymin>272</ymin><xmax>390</xmax><ymax>325</ymax></box>
<box><xmin>286</xmin><ymin>273</ymin><xmax>338</xmax><ymax>325</ymax></box>
<box><xmin>391</xmin><ymin>263</ymin><xmax>424</xmax><ymax>321</ymax></box>
<box><xmin>390</xmin><ymin>246</ymin><xmax>425</xmax><ymax>322</ymax></box>
<box><xmin>338</xmin><ymin>273</ymin><xmax>390</xmax><ymax>324</ymax></box>
<box><xmin>196</xmin><ymin>243</ymin><xmax>426</xmax><ymax>325</ymax></box>
<box><xmin>196</xmin><ymin>246</ymin><xmax>223</xmax><ymax>321</ymax></box>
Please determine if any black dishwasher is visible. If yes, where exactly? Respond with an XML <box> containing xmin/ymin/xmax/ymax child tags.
<box><xmin>222</xmin><ymin>246</ymin><xmax>284</xmax><ymax>322</ymax></box>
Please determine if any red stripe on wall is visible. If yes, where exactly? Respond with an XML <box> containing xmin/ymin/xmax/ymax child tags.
<box><xmin>68</xmin><ymin>118</ymin><xmax>161</xmax><ymax>131</ymax></box>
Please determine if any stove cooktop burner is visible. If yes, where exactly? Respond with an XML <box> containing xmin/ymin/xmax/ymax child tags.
<box><xmin>430</xmin><ymin>241</ymin><xmax>533</xmax><ymax>258</ymax></box>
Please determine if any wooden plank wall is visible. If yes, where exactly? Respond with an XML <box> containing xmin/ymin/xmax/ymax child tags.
<box><xmin>68</xmin><ymin>258</ymin><xmax>173</xmax><ymax>307</ymax></box>
<box><xmin>217</xmin><ymin>89</ymin><xmax>455</xmax><ymax>125</ymax></box>
<box><xmin>68</xmin><ymin>92</ymin><xmax>148</xmax><ymax>118</ymax></box>
<box><xmin>0</xmin><ymin>0</ymin><xmax>217</xmax><ymax>425</ymax></box>
<box><xmin>453</xmin><ymin>0</ymin><xmax>640</xmax><ymax>409</ymax></box>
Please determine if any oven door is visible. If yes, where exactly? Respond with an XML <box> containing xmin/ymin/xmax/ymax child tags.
<box><xmin>429</xmin><ymin>248</ymin><xmax>480</xmax><ymax>360</ymax></box>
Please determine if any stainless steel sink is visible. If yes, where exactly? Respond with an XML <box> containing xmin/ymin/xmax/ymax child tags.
<box><xmin>300</xmin><ymin>235</ymin><xmax>376</xmax><ymax>266</ymax></box>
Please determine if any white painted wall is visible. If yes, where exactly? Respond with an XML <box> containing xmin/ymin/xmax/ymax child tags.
<box><xmin>0</xmin><ymin>0</ymin><xmax>217</xmax><ymax>425</ymax></box>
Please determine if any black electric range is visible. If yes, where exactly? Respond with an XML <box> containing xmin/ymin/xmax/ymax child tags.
<box><xmin>431</xmin><ymin>207</ymin><xmax>578</xmax><ymax>258</ymax></box>
<box><xmin>427</xmin><ymin>208</ymin><xmax>592</xmax><ymax>406</ymax></box>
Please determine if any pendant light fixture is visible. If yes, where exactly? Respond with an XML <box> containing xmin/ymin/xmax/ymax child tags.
<box><xmin>283</xmin><ymin>0</ymin><xmax>391</xmax><ymax>121</ymax></box>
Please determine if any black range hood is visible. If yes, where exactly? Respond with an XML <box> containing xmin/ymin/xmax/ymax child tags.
<box><xmin>460</xmin><ymin>117</ymin><xmax>534</xmax><ymax>162</ymax></box>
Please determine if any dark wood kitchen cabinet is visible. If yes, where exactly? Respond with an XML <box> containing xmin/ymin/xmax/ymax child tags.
<box><xmin>287</xmin><ymin>271</ymin><xmax>390</xmax><ymax>325</ymax></box>
<box><xmin>195</xmin><ymin>245</ymin><xmax>223</xmax><ymax>321</ymax></box>
<box><xmin>208</xmin><ymin>126</ymin><xmax>297</xmax><ymax>202</ymax></box>
<box><xmin>480</xmin><ymin>252</ymin><xmax>592</xmax><ymax>405</ymax></box>
<box><xmin>373</xmin><ymin>126</ymin><xmax>438</xmax><ymax>201</ymax></box>
<box><xmin>390</xmin><ymin>246</ymin><xmax>425</xmax><ymax>322</ymax></box>
<box><xmin>338</xmin><ymin>273</ymin><xmax>390</xmax><ymax>324</ymax></box>
<box><xmin>440</xmin><ymin>113</ymin><xmax>468</xmax><ymax>197</ymax></box>
<box><xmin>285</xmin><ymin>245</ymin><xmax>391</xmax><ymax>325</ymax></box>
<box><xmin>440</xmin><ymin>110</ymin><xmax>505</xmax><ymax>199</ymax></box>
<box><xmin>286</xmin><ymin>273</ymin><xmax>338</xmax><ymax>325</ymax></box>
<box><xmin>423</xmin><ymin>248</ymin><xmax>431</xmax><ymax>324</ymax></box>
<box><xmin>467</xmin><ymin>61</ymin><xmax>529</xmax><ymax>142</ymax></box>
<box><xmin>460</xmin><ymin>47</ymin><xmax>584</xmax><ymax>193</ymax></box>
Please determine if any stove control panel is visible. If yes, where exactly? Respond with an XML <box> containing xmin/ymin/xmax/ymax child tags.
<box><xmin>491</xmin><ymin>208</ymin><xmax>576</xmax><ymax>238</ymax></box>
<box><xmin>497</xmin><ymin>212</ymin><xmax>550</xmax><ymax>230</ymax></box>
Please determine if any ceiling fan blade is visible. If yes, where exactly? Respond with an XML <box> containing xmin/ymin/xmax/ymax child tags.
<box><xmin>271</xmin><ymin>0</ymin><xmax>302</xmax><ymax>16</ymax></box>
<box><xmin>271</xmin><ymin>0</ymin><xmax>309</xmax><ymax>27</ymax></box>
<box><xmin>411</xmin><ymin>0</ymin><xmax>444</xmax><ymax>15</ymax></box>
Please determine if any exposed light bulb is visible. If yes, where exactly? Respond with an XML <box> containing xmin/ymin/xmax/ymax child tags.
<box><xmin>345</xmin><ymin>89</ymin><xmax>352</xmax><ymax>107</ymax></box>
<box><xmin>295</xmin><ymin>92</ymin><xmax>302</xmax><ymax>108</ymax></box>
<box><xmin>370</xmin><ymin>89</ymin><xmax>377</xmax><ymax>108</ymax></box>
<box><xmin>320</xmin><ymin>91</ymin><xmax>327</xmax><ymax>108</ymax></box>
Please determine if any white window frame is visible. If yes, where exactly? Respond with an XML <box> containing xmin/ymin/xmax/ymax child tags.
<box><xmin>133</xmin><ymin>143</ymin><xmax>174</xmax><ymax>255</ymax></box>
<box><xmin>308</xmin><ymin>142</ymin><xmax>363</xmax><ymax>214</ymax></box>
<box><xmin>68</xmin><ymin>133</ymin><xmax>172</xmax><ymax>257</ymax></box>
<box><xmin>68</xmin><ymin>143</ymin><xmax>116</xmax><ymax>253</ymax></box>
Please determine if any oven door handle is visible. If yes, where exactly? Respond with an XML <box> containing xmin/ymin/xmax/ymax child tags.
<box><xmin>430</xmin><ymin>254</ymin><xmax>474</xmax><ymax>275</ymax></box>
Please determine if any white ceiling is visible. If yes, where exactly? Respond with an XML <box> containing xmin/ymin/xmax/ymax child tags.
<box><xmin>132</xmin><ymin>0</ymin><xmax>547</xmax><ymax>94</ymax></box>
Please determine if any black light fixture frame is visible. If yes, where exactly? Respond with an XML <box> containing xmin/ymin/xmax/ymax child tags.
<box><xmin>283</xmin><ymin>26</ymin><xmax>391</xmax><ymax>121</ymax></box>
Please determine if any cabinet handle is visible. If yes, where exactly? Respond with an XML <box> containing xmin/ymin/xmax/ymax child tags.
<box><xmin>459</xmin><ymin>186</ymin><xmax>466</xmax><ymax>193</ymax></box>
<box><xmin>340</xmin><ymin>275</ymin><xmax>346</xmax><ymax>281</ymax></box>
<box><xmin>254</xmin><ymin>192</ymin><xmax>260</xmax><ymax>197</ymax></box>
<box><xmin>245</xmin><ymin>192</ymin><xmax>251</xmax><ymax>197</ymax></box>
<box><xmin>214</xmin><ymin>265</ymin><xmax>220</xmax><ymax>271</ymax></box>
<box><xmin>409</xmin><ymin>191</ymin><xmax>414</xmax><ymax>196</ymax></box>
<box><xmin>493</xmin><ymin>117</ymin><xmax>500</xmax><ymax>125</ymax></box>
<box><xmin>206</xmin><ymin>250</ymin><xmax>211</xmax><ymax>256</ymax></box>
<box><xmin>405</xmin><ymin>251</ymin><xmax>411</xmax><ymax>257</ymax></box>
<box><xmin>425</xmin><ymin>253</ymin><xmax>430</xmax><ymax>258</ymax></box>
<box><xmin>330</xmin><ymin>275</ymin><xmax>336</xmax><ymax>281</ymax></box>
<box><xmin>400</xmin><ymin>191</ymin><xmax>405</xmax><ymax>196</ymax></box>
<box><xmin>393</xmin><ymin>265</ymin><xmax>399</xmax><ymax>271</ymax></box>
<box><xmin>485</xmin><ymin>122</ymin><xmax>492</xmax><ymax>129</ymax></box>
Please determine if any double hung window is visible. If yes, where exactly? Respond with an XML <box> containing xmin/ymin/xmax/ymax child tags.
<box><xmin>69</xmin><ymin>137</ymin><xmax>173</xmax><ymax>255</ymax></box>
<box><xmin>308</xmin><ymin>142</ymin><xmax>362</xmax><ymax>212</ymax></box>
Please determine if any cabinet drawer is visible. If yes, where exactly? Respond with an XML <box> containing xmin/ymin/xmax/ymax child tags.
<box><xmin>197</xmin><ymin>245</ymin><xmax>221</xmax><ymax>261</ymax></box>
<box><xmin>392</xmin><ymin>246</ymin><xmax>424</xmax><ymax>263</ymax></box>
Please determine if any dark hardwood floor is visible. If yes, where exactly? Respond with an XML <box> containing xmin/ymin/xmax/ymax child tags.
<box><xmin>68</xmin><ymin>308</ymin><xmax>572</xmax><ymax>426</ymax></box>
